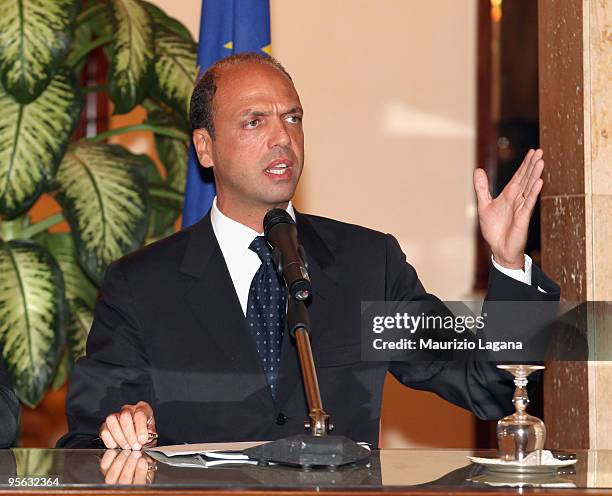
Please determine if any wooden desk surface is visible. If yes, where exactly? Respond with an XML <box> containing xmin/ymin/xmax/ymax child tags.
<box><xmin>1</xmin><ymin>448</ymin><xmax>611</xmax><ymax>495</ymax></box>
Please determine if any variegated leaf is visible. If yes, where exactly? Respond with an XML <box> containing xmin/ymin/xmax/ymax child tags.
<box><xmin>149</xmin><ymin>183</ymin><xmax>183</xmax><ymax>211</ymax></box>
<box><xmin>54</xmin><ymin>141</ymin><xmax>150</xmax><ymax>284</ymax></box>
<box><xmin>133</xmin><ymin>136</ymin><xmax>182</xmax><ymax>244</ymax></box>
<box><xmin>81</xmin><ymin>2</ymin><xmax>113</xmax><ymax>62</ymax></box>
<box><xmin>0</xmin><ymin>240</ymin><xmax>66</xmax><ymax>407</ymax></box>
<box><xmin>67</xmin><ymin>299</ymin><xmax>92</xmax><ymax>361</ymax></box>
<box><xmin>0</xmin><ymin>214</ymin><xmax>31</xmax><ymax>241</ymax></box>
<box><xmin>144</xmin><ymin>99</ymin><xmax>189</xmax><ymax>193</ymax></box>
<box><xmin>38</xmin><ymin>232</ymin><xmax>98</xmax><ymax>308</ymax></box>
<box><xmin>156</xmin><ymin>135</ymin><xmax>188</xmax><ymax>193</ymax></box>
<box><xmin>132</xmin><ymin>148</ymin><xmax>162</xmax><ymax>184</ymax></box>
<box><xmin>50</xmin><ymin>346</ymin><xmax>71</xmax><ymax>391</ymax></box>
<box><xmin>150</xmin><ymin>27</ymin><xmax>197</xmax><ymax>117</ymax></box>
<box><xmin>36</xmin><ymin>233</ymin><xmax>95</xmax><ymax>365</ymax></box>
<box><xmin>144</xmin><ymin>213</ymin><xmax>175</xmax><ymax>245</ymax></box>
<box><xmin>145</xmin><ymin>183</ymin><xmax>181</xmax><ymax>243</ymax></box>
<box><xmin>13</xmin><ymin>447</ymin><xmax>56</xmax><ymax>476</ymax></box>
<box><xmin>0</xmin><ymin>70</ymin><xmax>83</xmax><ymax>219</ymax></box>
<box><xmin>142</xmin><ymin>1</ymin><xmax>194</xmax><ymax>42</ymax></box>
<box><xmin>67</xmin><ymin>9</ymin><xmax>93</xmax><ymax>73</ymax></box>
<box><xmin>107</xmin><ymin>0</ymin><xmax>154</xmax><ymax>113</ymax></box>
<box><xmin>0</xmin><ymin>0</ymin><xmax>78</xmax><ymax>103</ymax></box>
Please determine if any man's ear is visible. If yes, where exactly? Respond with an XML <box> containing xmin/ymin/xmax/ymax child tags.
<box><xmin>192</xmin><ymin>129</ymin><xmax>214</xmax><ymax>169</ymax></box>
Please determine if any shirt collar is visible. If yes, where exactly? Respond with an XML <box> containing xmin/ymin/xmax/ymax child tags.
<box><xmin>210</xmin><ymin>196</ymin><xmax>296</xmax><ymax>259</ymax></box>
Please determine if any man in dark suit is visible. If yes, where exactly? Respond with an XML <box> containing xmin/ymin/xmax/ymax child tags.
<box><xmin>0</xmin><ymin>348</ymin><xmax>19</xmax><ymax>448</ymax></box>
<box><xmin>59</xmin><ymin>53</ymin><xmax>558</xmax><ymax>450</ymax></box>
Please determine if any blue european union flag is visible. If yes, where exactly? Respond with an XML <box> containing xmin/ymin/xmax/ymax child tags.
<box><xmin>181</xmin><ymin>0</ymin><xmax>271</xmax><ymax>228</ymax></box>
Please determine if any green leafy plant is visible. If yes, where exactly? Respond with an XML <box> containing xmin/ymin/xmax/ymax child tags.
<box><xmin>0</xmin><ymin>0</ymin><xmax>196</xmax><ymax>407</ymax></box>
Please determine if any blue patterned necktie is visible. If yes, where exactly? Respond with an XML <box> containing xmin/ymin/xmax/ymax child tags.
<box><xmin>246</xmin><ymin>236</ymin><xmax>286</xmax><ymax>397</ymax></box>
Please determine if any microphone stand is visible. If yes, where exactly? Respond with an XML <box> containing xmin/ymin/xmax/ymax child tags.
<box><xmin>288</xmin><ymin>294</ymin><xmax>330</xmax><ymax>436</ymax></box>
<box><xmin>244</xmin><ymin>294</ymin><xmax>371</xmax><ymax>468</ymax></box>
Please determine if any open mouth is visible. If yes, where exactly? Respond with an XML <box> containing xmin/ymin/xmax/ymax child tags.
<box><xmin>266</xmin><ymin>164</ymin><xmax>289</xmax><ymax>175</ymax></box>
<box><xmin>265</xmin><ymin>160</ymin><xmax>293</xmax><ymax>177</ymax></box>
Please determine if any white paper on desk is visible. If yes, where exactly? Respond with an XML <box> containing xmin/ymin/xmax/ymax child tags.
<box><xmin>147</xmin><ymin>441</ymin><xmax>270</xmax><ymax>459</ymax></box>
<box><xmin>147</xmin><ymin>440</ymin><xmax>370</xmax><ymax>466</ymax></box>
<box><xmin>146</xmin><ymin>451</ymin><xmax>259</xmax><ymax>468</ymax></box>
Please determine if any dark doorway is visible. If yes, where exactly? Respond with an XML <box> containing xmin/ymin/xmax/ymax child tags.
<box><xmin>474</xmin><ymin>0</ymin><xmax>542</xmax><ymax>448</ymax></box>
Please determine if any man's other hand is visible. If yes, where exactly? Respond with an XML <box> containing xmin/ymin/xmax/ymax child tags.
<box><xmin>99</xmin><ymin>401</ymin><xmax>157</xmax><ymax>450</ymax></box>
<box><xmin>474</xmin><ymin>148</ymin><xmax>544</xmax><ymax>269</ymax></box>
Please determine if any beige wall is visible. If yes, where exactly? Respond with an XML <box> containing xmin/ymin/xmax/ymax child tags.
<box><xmin>148</xmin><ymin>0</ymin><xmax>479</xmax><ymax>448</ymax></box>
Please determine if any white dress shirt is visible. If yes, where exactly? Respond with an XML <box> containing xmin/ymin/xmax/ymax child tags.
<box><xmin>210</xmin><ymin>196</ymin><xmax>538</xmax><ymax>315</ymax></box>
<box><xmin>491</xmin><ymin>255</ymin><xmax>533</xmax><ymax>286</ymax></box>
<box><xmin>210</xmin><ymin>197</ymin><xmax>296</xmax><ymax>316</ymax></box>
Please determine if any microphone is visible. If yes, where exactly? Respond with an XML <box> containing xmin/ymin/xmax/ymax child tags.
<box><xmin>263</xmin><ymin>209</ymin><xmax>311</xmax><ymax>300</ymax></box>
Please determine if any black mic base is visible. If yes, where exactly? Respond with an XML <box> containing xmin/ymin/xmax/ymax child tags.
<box><xmin>243</xmin><ymin>434</ymin><xmax>371</xmax><ymax>469</ymax></box>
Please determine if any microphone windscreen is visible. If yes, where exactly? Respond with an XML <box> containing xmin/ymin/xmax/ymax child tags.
<box><xmin>263</xmin><ymin>208</ymin><xmax>294</xmax><ymax>238</ymax></box>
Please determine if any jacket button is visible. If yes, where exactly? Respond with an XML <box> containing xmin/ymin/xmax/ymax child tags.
<box><xmin>276</xmin><ymin>413</ymin><xmax>287</xmax><ymax>425</ymax></box>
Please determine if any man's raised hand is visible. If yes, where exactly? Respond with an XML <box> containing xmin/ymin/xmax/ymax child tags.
<box><xmin>473</xmin><ymin>148</ymin><xmax>544</xmax><ymax>269</ymax></box>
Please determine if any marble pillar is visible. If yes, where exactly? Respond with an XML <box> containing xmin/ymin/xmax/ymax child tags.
<box><xmin>539</xmin><ymin>0</ymin><xmax>612</xmax><ymax>449</ymax></box>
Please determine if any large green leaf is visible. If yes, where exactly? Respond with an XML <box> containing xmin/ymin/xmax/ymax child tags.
<box><xmin>0</xmin><ymin>70</ymin><xmax>83</xmax><ymax>219</ymax></box>
<box><xmin>67</xmin><ymin>9</ymin><xmax>94</xmax><ymax>74</ymax></box>
<box><xmin>131</xmin><ymin>147</ymin><xmax>162</xmax><ymax>183</ymax></box>
<box><xmin>79</xmin><ymin>2</ymin><xmax>113</xmax><ymax>63</ymax></box>
<box><xmin>150</xmin><ymin>26</ymin><xmax>197</xmax><ymax>117</ymax></box>
<box><xmin>107</xmin><ymin>0</ymin><xmax>154</xmax><ymax>114</ymax></box>
<box><xmin>142</xmin><ymin>1</ymin><xmax>194</xmax><ymax>42</ymax></box>
<box><xmin>0</xmin><ymin>240</ymin><xmax>66</xmax><ymax>407</ymax></box>
<box><xmin>144</xmin><ymin>212</ymin><xmax>175</xmax><ymax>246</ymax></box>
<box><xmin>144</xmin><ymin>99</ymin><xmax>189</xmax><ymax>193</ymax></box>
<box><xmin>54</xmin><ymin>141</ymin><xmax>150</xmax><ymax>284</ymax></box>
<box><xmin>13</xmin><ymin>448</ymin><xmax>57</xmax><ymax>476</ymax></box>
<box><xmin>0</xmin><ymin>0</ymin><xmax>79</xmax><ymax>103</ymax></box>
<box><xmin>67</xmin><ymin>298</ymin><xmax>92</xmax><ymax>361</ymax></box>
<box><xmin>50</xmin><ymin>345</ymin><xmax>71</xmax><ymax>391</ymax></box>
<box><xmin>156</xmin><ymin>135</ymin><xmax>188</xmax><ymax>193</ymax></box>
<box><xmin>38</xmin><ymin>232</ymin><xmax>98</xmax><ymax>308</ymax></box>
<box><xmin>155</xmin><ymin>136</ymin><xmax>189</xmax><ymax>193</ymax></box>
<box><xmin>36</xmin><ymin>232</ymin><xmax>96</xmax><ymax>364</ymax></box>
<box><xmin>144</xmin><ymin>183</ymin><xmax>182</xmax><ymax>244</ymax></box>
<box><xmin>149</xmin><ymin>183</ymin><xmax>183</xmax><ymax>211</ymax></box>
<box><xmin>133</xmin><ymin>149</ymin><xmax>179</xmax><ymax>244</ymax></box>
<box><xmin>0</xmin><ymin>214</ymin><xmax>31</xmax><ymax>241</ymax></box>
<box><xmin>123</xmin><ymin>145</ymin><xmax>180</xmax><ymax>245</ymax></box>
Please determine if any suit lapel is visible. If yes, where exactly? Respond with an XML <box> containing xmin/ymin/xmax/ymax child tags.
<box><xmin>274</xmin><ymin>212</ymin><xmax>339</xmax><ymax>409</ymax></box>
<box><xmin>180</xmin><ymin>213</ymin><xmax>273</xmax><ymax>410</ymax></box>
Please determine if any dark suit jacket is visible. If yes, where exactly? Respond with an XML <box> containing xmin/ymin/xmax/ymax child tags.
<box><xmin>59</xmin><ymin>212</ymin><xmax>560</xmax><ymax>448</ymax></box>
<box><xmin>0</xmin><ymin>348</ymin><xmax>19</xmax><ymax>448</ymax></box>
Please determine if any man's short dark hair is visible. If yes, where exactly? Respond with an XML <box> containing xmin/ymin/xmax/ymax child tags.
<box><xmin>189</xmin><ymin>52</ymin><xmax>293</xmax><ymax>139</ymax></box>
